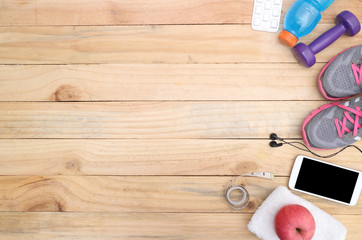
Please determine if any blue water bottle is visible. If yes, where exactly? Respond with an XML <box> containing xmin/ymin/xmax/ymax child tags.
<box><xmin>278</xmin><ymin>0</ymin><xmax>335</xmax><ymax>47</ymax></box>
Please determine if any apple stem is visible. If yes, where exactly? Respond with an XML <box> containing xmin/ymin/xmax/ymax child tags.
<box><xmin>296</xmin><ymin>228</ymin><xmax>302</xmax><ymax>234</ymax></box>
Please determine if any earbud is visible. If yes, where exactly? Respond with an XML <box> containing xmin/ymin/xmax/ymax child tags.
<box><xmin>269</xmin><ymin>141</ymin><xmax>283</xmax><ymax>147</ymax></box>
<box><xmin>270</xmin><ymin>133</ymin><xmax>283</xmax><ymax>141</ymax></box>
<box><xmin>269</xmin><ymin>133</ymin><xmax>278</xmax><ymax>140</ymax></box>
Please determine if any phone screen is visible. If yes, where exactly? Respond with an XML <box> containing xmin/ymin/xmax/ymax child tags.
<box><xmin>295</xmin><ymin>157</ymin><xmax>359</xmax><ymax>203</ymax></box>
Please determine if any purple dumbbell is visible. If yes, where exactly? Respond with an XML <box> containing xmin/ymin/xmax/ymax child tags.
<box><xmin>292</xmin><ymin>11</ymin><xmax>361</xmax><ymax>68</ymax></box>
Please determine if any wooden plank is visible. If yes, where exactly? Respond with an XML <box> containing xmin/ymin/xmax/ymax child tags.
<box><xmin>1</xmin><ymin>212</ymin><xmax>361</xmax><ymax>240</ymax></box>
<box><xmin>37</xmin><ymin>0</ymin><xmax>354</xmax><ymax>25</ymax></box>
<box><xmin>0</xmin><ymin>212</ymin><xmax>259</xmax><ymax>240</ymax></box>
<box><xmin>1</xmin><ymin>139</ymin><xmax>361</xmax><ymax>176</ymax></box>
<box><xmin>0</xmin><ymin>63</ymin><xmax>324</xmax><ymax>101</ymax></box>
<box><xmin>1</xmin><ymin>0</ymin><xmax>360</xmax><ymax>26</ymax></box>
<box><xmin>0</xmin><ymin>25</ymin><xmax>360</xmax><ymax>64</ymax></box>
<box><xmin>0</xmin><ymin>0</ymin><xmax>36</xmax><ymax>26</ymax></box>
<box><xmin>0</xmin><ymin>101</ymin><xmax>328</xmax><ymax>139</ymax></box>
<box><xmin>0</xmin><ymin>176</ymin><xmax>361</xmax><ymax>214</ymax></box>
<box><xmin>36</xmin><ymin>0</ymin><xmax>249</xmax><ymax>26</ymax></box>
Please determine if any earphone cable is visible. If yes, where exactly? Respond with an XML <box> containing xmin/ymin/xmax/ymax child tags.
<box><xmin>280</xmin><ymin>139</ymin><xmax>362</xmax><ymax>158</ymax></box>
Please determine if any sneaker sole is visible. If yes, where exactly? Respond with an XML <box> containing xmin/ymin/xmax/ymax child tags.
<box><xmin>302</xmin><ymin>101</ymin><xmax>342</xmax><ymax>150</ymax></box>
<box><xmin>318</xmin><ymin>45</ymin><xmax>359</xmax><ymax>101</ymax></box>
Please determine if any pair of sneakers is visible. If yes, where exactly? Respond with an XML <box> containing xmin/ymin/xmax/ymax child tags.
<box><xmin>302</xmin><ymin>45</ymin><xmax>362</xmax><ymax>150</ymax></box>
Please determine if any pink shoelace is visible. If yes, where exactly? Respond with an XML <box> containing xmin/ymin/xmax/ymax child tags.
<box><xmin>352</xmin><ymin>63</ymin><xmax>362</xmax><ymax>85</ymax></box>
<box><xmin>334</xmin><ymin>104</ymin><xmax>362</xmax><ymax>138</ymax></box>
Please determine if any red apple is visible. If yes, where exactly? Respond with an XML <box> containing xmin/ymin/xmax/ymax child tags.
<box><xmin>274</xmin><ymin>204</ymin><xmax>316</xmax><ymax>240</ymax></box>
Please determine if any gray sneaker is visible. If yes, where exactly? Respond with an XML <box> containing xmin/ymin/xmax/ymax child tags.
<box><xmin>302</xmin><ymin>96</ymin><xmax>362</xmax><ymax>150</ymax></box>
<box><xmin>319</xmin><ymin>45</ymin><xmax>362</xmax><ymax>100</ymax></box>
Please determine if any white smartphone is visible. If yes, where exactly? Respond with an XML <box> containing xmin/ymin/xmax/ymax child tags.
<box><xmin>289</xmin><ymin>155</ymin><xmax>362</xmax><ymax>206</ymax></box>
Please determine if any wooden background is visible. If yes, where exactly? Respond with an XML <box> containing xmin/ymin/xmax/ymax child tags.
<box><xmin>0</xmin><ymin>0</ymin><xmax>362</xmax><ymax>239</ymax></box>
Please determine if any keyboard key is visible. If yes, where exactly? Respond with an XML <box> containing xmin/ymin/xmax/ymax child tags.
<box><xmin>270</xmin><ymin>19</ymin><xmax>278</xmax><ymax>29</ymax></box>
<box><xmin>254</xmin><ymin>17</ymin><xmax>262</xmax><ymax>26</ymax></box>
<box><xmin>264</xmin><ymin>0</ymin><xmax>272</xmax><ymax>10</ymax></box>
<box><xmin>272</xmin><ymin>7</ymin><xmax>280</xmax><ymax>17</ymax></box>
<box><xmin>263</xmin><ymin>13</ymin><xmax>270</xmax><ymax>22</ymax></box>
<box><xmin>256</xmin><ymin>5</ymin><xmax>263</xmax><ymax>15</ymax></box>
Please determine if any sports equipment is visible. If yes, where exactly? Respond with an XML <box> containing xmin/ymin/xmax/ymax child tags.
<box><xmin>302</xmin><ymin>96</ymin><xmax>362</xmax><ymax>150</ymax></box>
<box><xmin>319</xmin><ymin>45</ymin><xmax>362</xmax><ymax>100</ymax></box>
<box><xmin>292</xmin><ymin>11</ymin><xmax>361</xmax><ymax>68</ymax></box>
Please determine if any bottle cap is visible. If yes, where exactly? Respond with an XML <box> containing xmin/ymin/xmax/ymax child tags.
<box><xmin>278</xmin><ymin>30</ymin><xmax>298</xmax><ymax>47</ymax></box>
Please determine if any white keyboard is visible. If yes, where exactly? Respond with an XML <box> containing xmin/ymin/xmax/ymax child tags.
<box><xmin>252</xmin><ymin>0</ymin><xmax>283</xmax><ymax>32</ymax></box>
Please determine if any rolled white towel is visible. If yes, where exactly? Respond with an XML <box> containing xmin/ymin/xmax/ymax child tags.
<box><xmin>247</xmin><ymin>186</ymin><xmax>347</xmax><ymax>240</ymax></box>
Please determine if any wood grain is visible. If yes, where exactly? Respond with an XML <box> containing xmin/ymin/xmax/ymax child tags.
<box><xmin>0</xmin><ymin>0</ymin><xmax>36</xmax><ymax>26</ymax></box>
<box><xmin>0</xmin><ymin>212</ymin><xmax>266</xmax><ymax>240</ymax></box>
<box><xmin>0</xmin><ymin>25</ymin><xmax>361</xmax><ymax>64</ymax></box>
<box><xmin>1</xmin><ymin>212</ymin><xmax>361</xmax><ymax>240</ymax></box>
<box><xmin>37</xmin><ymin>0</ymin><xmax>362</xmax><ymax>25</ymax></box>
<box><xmin>1</xmin><ymin>0</ymin><xmax>362</xmax><ymax>238</ymax></box>
<box><xmin>0</xmin><ymin>176</ymin><xmax>361</xmax><ymax>214</ymax></box>
<box><xmin>0</xmin><ymin>101</ymin><xmax>328</xmax><ymax>139</ymax></box>
<box><xmin>1</xmin><ymin>139</ymin><xmax>361</xmax><ymax>176</ymax></box>
<box><xmin>0</xmin><ymin>63</ymin><xmax>324</xmax><ymax>101</ymax></box>
<box><xmin>1</xmin><ymin>0</ymin><xmax>361</xmax><ymax>26</ymax></box>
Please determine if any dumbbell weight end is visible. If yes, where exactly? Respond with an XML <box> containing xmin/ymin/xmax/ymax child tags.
<box><xmin>292</xmin><ymin>43</ymin><xmax>316</xmax><ymax>68</ymax></box>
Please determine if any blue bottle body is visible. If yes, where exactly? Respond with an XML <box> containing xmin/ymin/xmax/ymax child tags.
<box><xmin>284</xmin><ymin>0</ymin><xmax>335</xmax><ymax>39</ymax></box>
